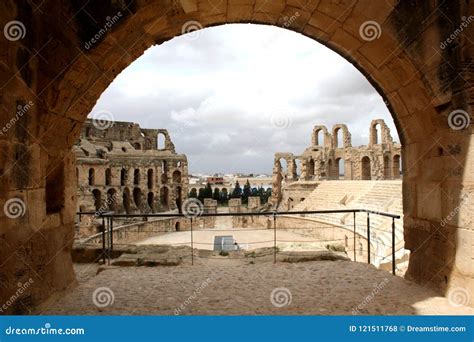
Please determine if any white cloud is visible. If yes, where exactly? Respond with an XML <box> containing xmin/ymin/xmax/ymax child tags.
<box><xmin>90</xmin><ymin>24</ymin><xmax>399</xmax><ymax>174</ymax></box>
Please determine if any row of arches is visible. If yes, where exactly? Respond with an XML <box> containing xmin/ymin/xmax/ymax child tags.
<box><xmin>90</xmin><ymin>186</ymin><xmax>183</xmax><ymax>214</ymax></box>
<box><xmin>84</xmin><ymin>167</ymin><xmax>182</xmax><ymax>187</ymax></box>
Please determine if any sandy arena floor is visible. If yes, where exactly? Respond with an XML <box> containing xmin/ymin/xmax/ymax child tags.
<box><xmin>37</xmin><ymin>258</ymin><xmax>473</xmax><ymax>315</ymax></box>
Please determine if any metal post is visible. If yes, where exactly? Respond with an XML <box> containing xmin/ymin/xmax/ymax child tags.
<box><xmin>101</xmin><ymin>216</ymin><xmax>106</xmax><ymax>265</ymax></box>
<box><xmin>367</xmin><ymin>212</ymin><xmax>371</xmax><ymax>264</ymax></box>
<box><xmin>353</xmin><ymin>211</ymin><xmax>356</xmax><ymax>262</ymax></box>
<box><xmin>109</xmin><ymin>216</ymin><xmax>113</xmax><ymax>265</ymax></box>
<box><xmin>273</xmin><ymin>212</ymin><xmax>277</xmax><ymax>264</ymax></box>
<box><xmin>392</xmin><ymin>218</ymin><xmax>396</xmax><ymax>275</ymax></box>
<box><xmin>190</xmin><ymin>218</ymin><xmax>194</xmax><ymax>265</ymax></box>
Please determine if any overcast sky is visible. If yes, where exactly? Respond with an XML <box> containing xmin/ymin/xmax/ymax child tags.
<box><xmin>89</xmin><ymin>24</ymin><xmax>398</xmax><ymax>175</ymax></box>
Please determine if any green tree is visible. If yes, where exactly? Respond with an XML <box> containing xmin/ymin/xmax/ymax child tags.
<box><xmin>213</xmin><ymin>188</ymin><xmax>220</xmax><ymax>202</ymax></box>
<box><xmin>204</xmin><ymin>182</ymin><xmax>213</xmax><ymax>199</ymax></box>
<box><xmin>231</xmin><ymin>181</ymin><xmax>242</xmax><ymax>199</ymax></box>
<box><xmin>242</xmin><ymin>179</ymin><xmax>252</xmax><ymax>204</ymax></box>
<box><xmin>189</xmin><ymin>188</ymin><xmax>198</xmax><ymax>198</ymax></box>
<box><xmin>220</xmin><ymin>188</ymin><xmax>229</xmax><ymax>205</ymax></box>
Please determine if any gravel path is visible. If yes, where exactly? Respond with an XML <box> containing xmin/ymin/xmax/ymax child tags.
<box><xmin>37</xmin><ymin>259</ymin><xmax>473</xmax><ymax>315</ymax></box>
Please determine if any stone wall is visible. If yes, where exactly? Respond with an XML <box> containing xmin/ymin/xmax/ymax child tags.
<box><xmin>75</xmin><ymin>119</ymin><xmax>188</xmax><ymax>215</ymax></box>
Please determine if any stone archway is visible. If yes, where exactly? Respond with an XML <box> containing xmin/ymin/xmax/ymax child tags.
<box><xmin>0</xmin><ymin>1</ymin><xmax>473</xmax><ymax>311</ymax></box>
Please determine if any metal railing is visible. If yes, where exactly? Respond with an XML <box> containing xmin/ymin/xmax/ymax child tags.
<box><xmin>76</xmin><ymin>209</ymin><xmax>401</xmax><ymax>275</ymax></box>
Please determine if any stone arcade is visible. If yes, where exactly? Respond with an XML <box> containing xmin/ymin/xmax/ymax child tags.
<box><xmin>0</xmin><ymin>1</ymin><xmax>473</xmax><ymax>312</ymax></box>
<box><xmin>271</xmin><ymin>120</ymin><xmax>402</xmax><ymax>206</ymax></box>
<box><xmin>75</xmin><ymin>119</ymin><xmax>188</xmax><ymax>215</ymax></box>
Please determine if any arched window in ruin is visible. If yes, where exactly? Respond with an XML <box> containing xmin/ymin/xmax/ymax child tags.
<box><xmin>147</xmin><ymin>169</ymin><xmax>154</xmax><ymax>189</ymax></box>
<box><xmin>88</xmin><ymin>168</ymin><xmax>95</xmax><ymax>185</ymax></box>
<box><xmin>106</xmin><ymin>189</ymin><xmax>117</xmax><ymax>211</ymax></box>
<box><xmin>132</xmin><ymin>142</ymin><xmax>141</xmax><ymax>150</ymax></box>
<box><xmin>147</xmin><ymin>192</ymin><xmax>154</xmax><ymax>212</ymax></box>
<box><xmin>161</xmin><ymin>160</ymin><xmax>168</xmax><ymax>172</ymax></box>
<box><xmin>105</xmin><ymin>168</ymin><xmax>112</xmax><ymax>186</ymax></box>
<box><xmin>313</xmin><ymin>128</ymin><xmax>327</xmax><ymax>147</ymax></box>
<box><xmin>133</xmin><ymin>169</ymin><xmax>140</xmax><ymax>185</ymax></box>
<box><xmin>120</xmin><ymin>169</ymin><xmax>127</xmax><ymax>186</ymax></box>
<box><xmin>172</xmin><ymin>170</ymin><xmax>182</xmax><ymax>183</ymax></box>
<box><xmin>361</xmin><ymin>156</ymin><xmax>371</xmax><ymax>180</ymax></box>
<box><xmin>133</xmin><ymin>188</ymin><xmax>142</xmax><ymax>209</ymax></box>
<box><xmin>92</xmin><ymin>189</ymin><xmax>101</xmax><ymax>211</ymax></box>
<box><xmin>334</xmin><ymin>128</ymin><xmax>343</xmax><ymax>148</ymax></box>
<box><xmin>279</xmin><ymin>158</ymin><xmax>288</xmax><ymax>180</ymax></box>
<box><xmin>175</xmin><ymin>186</ymin><xmax>182</xmax><ymax>212</ymax></box>
<box><xmin>157</xmin><ymin>133</ymin><xmax>166</xmax><ymax>150</ymax></box>
<box><xmin>122</xmin><ymin>188</ymin><xmax>131</xmax><ymax>214</ymax></box>
<box><xmin>308</xmin><ymin>158</ymin><xmax>315</xmax><ymax>178</ymax></box>
<box><xmin>383</xmin><ymin>155</ymin><xmax>390</xmax><ymax>179</ymax></box>
<box><xmin>160</xmin><ymin>187</ymin><xmax>169</xmax><ymax>208</ymax></box>
<box><xmin>177</xmin><ymin>161</ymin><xmax>182</xmax><ymax>168</ymax></box>
<box><xmin>372</xmin><ymin>123</ymin><xmax>383</xmax><ymax>145</ymax></box>
<box><xmin>175</xmin><ymin>222</ymin><xmax>181</xmax><ymax>231</ymax></box>
<box><xmin>294</xmin><ymin>159</ymin><xmax>301</xmax><ymax>180</ymax></box>
<box><xmin>393</xmin><ymin>155</ymin><xmax>401</xmax><ymax>179</ymax></box>
<box><xmin>328</xmin><ymin>159</ymin><xmax>333</xmax><ymax>180</ymax></box>
<box><xmin>336</xmin><ymin>158</ymin><xmax>344</xmax><ymax>179</ymax></box>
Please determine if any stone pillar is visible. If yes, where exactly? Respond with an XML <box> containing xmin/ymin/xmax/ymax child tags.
<box><xmin>248</xmin><ymin>196</ymin><xmax>261</xmax><ymax>210</ymax></box>
<box><xmin>229</xmin><ymin>198</ymin><xmax>242</xmax><ymax>227</ymax></box>
<box><xmin>203</xmin><ymin>198</ymin><xmax>217</xmax><ymax>228</ymax></box>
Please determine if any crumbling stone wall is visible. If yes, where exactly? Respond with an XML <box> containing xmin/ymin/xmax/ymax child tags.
<box><xmin>272</xmin><ymin>120</ymin><xmax>402</xmax><ymax>198</ymax></box>
<box><xmin>0</xmin><ymin>0</ymin><xmax>473</xmax><ymax>311</ymax></box>
<box><xmin>75</xmin><ymin>119</ymin><xmax>188</xmax><ymax>215</ymax></box>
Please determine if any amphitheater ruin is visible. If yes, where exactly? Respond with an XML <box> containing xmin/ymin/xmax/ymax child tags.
<box><xmin>75</xmin><ymin>119</ymin><xmax>188</xmax><ymax>215</ymax></box>
<box><xmin>0</xmin><ymin>0</ymin><xmax>473</xmax><ymax>314</ymax></box>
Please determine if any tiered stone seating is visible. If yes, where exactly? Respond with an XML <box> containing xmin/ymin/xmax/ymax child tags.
<box><xmin>290</xmin><ymin>180</ymin><xmax>406</xmax><ymax>266</ymax></box>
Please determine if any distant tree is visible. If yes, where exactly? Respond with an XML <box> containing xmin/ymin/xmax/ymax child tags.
<box><xmin>231</xmin><ymin>181</ymin><xmax>242</xmax><ymax>199</ymax></box>
<box><xmin>220</xmin><ymin>188</ymin><xmax>229</xmax><ymax>205</ymax></box>
<box><xmin>189</xmin><ymin>188</ymin><xmax>198</xmax><ymax>198</ymax></box>
<box><xmin>204</xmin><ymin>182</ymin><xmax>213</xmax><ymax>199</ymax></box>
<box><xmin>242</xmin><ymin>180</ymin><xmax>252</xmax><ymax>204</ymax></box>
<box><xmin>213</xmin><ymin>188</ymin><xmax>220</xmax><ymax>202</ymax></box>
<box><xmin>197</xmin><ymin>188</ymin><xmax>205</xmax><ymax>202</ymax></box>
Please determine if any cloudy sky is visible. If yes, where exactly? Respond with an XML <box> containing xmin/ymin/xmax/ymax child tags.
<box><xmin>89</xmin><ymin>24</ymin><xmax>398</xmax><ymax>175</ymax></box>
